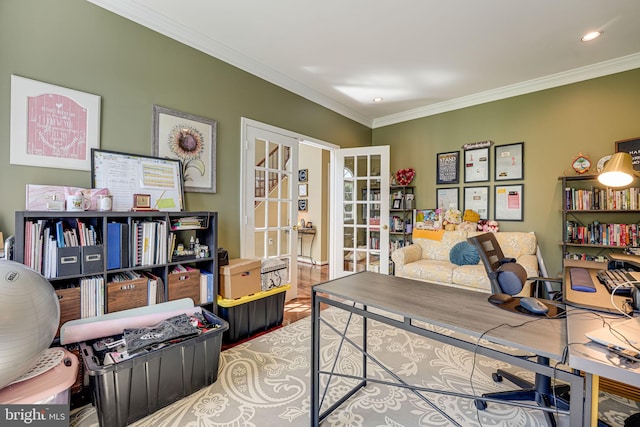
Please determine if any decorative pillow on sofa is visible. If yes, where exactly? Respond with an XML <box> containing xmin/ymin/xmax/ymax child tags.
<box><xmin>449</xmin><ymin>241</ymin><xmax>480</xmax><ymax>266</ymax></box>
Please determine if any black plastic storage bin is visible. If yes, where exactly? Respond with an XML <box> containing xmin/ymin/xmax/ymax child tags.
<box><xmin>217</xmin><ymin>284</ymin><xmax>289</xmax><ymax>343</ymax></box>
<box><xmin>80</xmin><ymin>310</ymin><xmax>228</xmax><ymax>427</ymax></box>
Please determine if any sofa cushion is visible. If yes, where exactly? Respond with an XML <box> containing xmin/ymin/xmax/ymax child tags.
<box><xmin>467</xmin><ymin>231</ymin><xmax>537</xmax><ymax>259</ymax></box>
<box><xmin>415</xmin><ymin>229</ymin><xmax>468</xmax><ymax>261</ymax></box>
<box><xmin>452</xmin><ymin>264</ymin><xmax>490</xmax><ymax>291</ymax></box>
<box><xmin>449</xmin><ymin>241</ymin><xmax>480</xmax><ymax>266</ymax></box>
<box><xmin>401</xmin><ymin>259</ymin><xmax>457</xmax><ymax>284</ymax></box>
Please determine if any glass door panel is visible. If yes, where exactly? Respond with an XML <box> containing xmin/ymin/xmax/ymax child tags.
<box><xmin>333</xmin><ymin>147</ymin><xmax>389</xmax><ymax>277</ymax></box>
<box><xmin>242</xmin><ymin>121</ymin><xmax>299</xmax><ymax>298</ymax></box>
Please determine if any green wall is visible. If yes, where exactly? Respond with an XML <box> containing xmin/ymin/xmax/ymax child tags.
<box><xmin>0</xmin><ymin>0</ymin><xmax>371</xmax><ymax>257</ymax></box>
<box><xmin>373</xmin><ymin>69</ymin><xmax>640</xmax><ymax>276</ymax></box>
<box><xmin>2</xmin><ymin>1</ymin><xmax>639</xmax><ymax>278</ymax></box>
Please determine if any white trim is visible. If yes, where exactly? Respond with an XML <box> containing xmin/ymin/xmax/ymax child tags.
<box><xmin>373</xmin><ymin>53</ymin><xmax>640</xmax><ymax>128</ymax></box>
<box><xmin>88</xmin><ymin>1</ymin><xmax>640</xmax><ymax>130</ymax></box>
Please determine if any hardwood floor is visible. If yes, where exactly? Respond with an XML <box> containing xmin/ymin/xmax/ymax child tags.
<box><xmin>283</xmin><ymin>263</ymin><xmax>328</xmax><ymax>325</ymax></box>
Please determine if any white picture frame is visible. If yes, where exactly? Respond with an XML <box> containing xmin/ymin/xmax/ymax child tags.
<box><xmin>464</xmin><ymin>147</ymin><xmax>490</xmax><ymax>183</ymax></box>
<box><xmin>464</xmin><ymin>186</ymin><xmax>489</xmax><ymax>219</ymax></box>
<box><xmin>10</xmin><ymin>75</ymin><xmax>101</xmax><ymax>171</ymax></box>
<box><xmin>436</xmin><ymin>187</ymin><xmax>459</xmax><ymax>210</ymax></box>
<box><xmin>298</xmin><ymin>183</ymin><xmax>308</xmax><ymax>197</ymax></box>
<box><xmin>495</xmin><ymin>184</ymin><xmax>524</xmax><ymax>221</ymax></box>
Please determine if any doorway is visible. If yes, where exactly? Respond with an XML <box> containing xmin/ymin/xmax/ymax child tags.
<box><xmin>240</xmin><ymin>118</ymin><xmax>337</xmax><ymax>301</ymax></box>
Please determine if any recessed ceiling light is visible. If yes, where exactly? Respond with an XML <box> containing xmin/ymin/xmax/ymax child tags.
<box><xmin>581</xmin><ymin>31</ymin><xmax>603</xmax><ymax>42</ymax></box>
<box><xmin>373</xmin><ymin>97</ymin><xmax>383</xmax><ymax>103</ymax></box>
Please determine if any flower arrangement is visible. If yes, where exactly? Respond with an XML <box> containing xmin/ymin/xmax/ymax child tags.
<box><xmin>395</xmin><ymin>168</ymin><xmax>415</xmax><ymax>186</ymax></box>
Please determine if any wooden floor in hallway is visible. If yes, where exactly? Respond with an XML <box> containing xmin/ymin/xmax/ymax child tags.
<box><xmin>282</xmin><ymin>263</ymin><xmax>329</xmax><ymax>325</ymax></box>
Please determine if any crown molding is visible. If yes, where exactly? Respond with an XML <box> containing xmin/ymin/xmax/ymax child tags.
<box><xmin>86</xmin><ymin>0</ymin><xmax>374</xmax><ymax>128</ymax></box>
<box><xmin>372</xmin><ymin>53</ymin><xmax>640</xmax><ymax>129</ymax></box>
<box><xmin>88</xmin><ymin>1</ymin><xmax>640</xmax><ymax>131</ymax></box>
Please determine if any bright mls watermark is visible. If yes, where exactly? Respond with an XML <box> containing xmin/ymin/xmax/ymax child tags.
<box><xmin>1</xmin><ymin>405</ymin><xmax>68</xmax><ymax>426</ymax></box>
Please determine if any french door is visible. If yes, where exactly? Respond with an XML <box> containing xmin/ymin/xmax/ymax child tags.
<box><xmin>240</xmin><ymin>119</ymin><xmax>299</xmax><ymax>299</ymax></box>
<box><xmin>331</xmin><ymin>146</ymin><xmax>390</xmax><ymax>279</ymax></box>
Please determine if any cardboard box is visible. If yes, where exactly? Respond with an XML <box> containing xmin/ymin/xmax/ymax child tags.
<box><xmin>219</xmin><ymin>258</ymin><xmax>262</xmax><ymax>299</ymax></box>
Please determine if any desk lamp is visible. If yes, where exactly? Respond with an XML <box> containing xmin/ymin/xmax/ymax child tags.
<box><xmin>598</xmin><ymin>152</ymin><xmax>637</xmax><ymax>187</ymax></box>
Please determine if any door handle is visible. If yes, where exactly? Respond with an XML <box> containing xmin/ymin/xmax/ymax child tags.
<box><xmin>292</xmin><ymin>225</ymin><xmax>299</xmax><ymax>231</ymax></box>
<box><xmin>382</xmin><ymin>225</ymin><xmax>388</xmax><ymax>230</ymax></box>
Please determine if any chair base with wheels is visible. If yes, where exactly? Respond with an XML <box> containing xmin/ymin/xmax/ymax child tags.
<box><xmin>474</xmin><ymin>356</ymin><xmax>570</xmax><ymax>427</ymax></box>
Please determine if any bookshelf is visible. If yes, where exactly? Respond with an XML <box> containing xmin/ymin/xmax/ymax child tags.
<box><xmin>559</xmin><ymin>175</ymin><xmax>640</xmax><ymax>268</ymax></box>
<box><xmin>14</xmin><ymin>210</ymin><xmax>218</xmax><ymax>332</ymax></box>
<box><xmin>389</xmin><ymin>186</ymin><xmax>415</xmax><ymax>274</ymax></box>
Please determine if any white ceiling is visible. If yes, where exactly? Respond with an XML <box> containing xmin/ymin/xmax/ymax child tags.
<box><xmin>88</xmin><ymin>0</ymin><xmax>640</xmax><ymax>128</ymax></box>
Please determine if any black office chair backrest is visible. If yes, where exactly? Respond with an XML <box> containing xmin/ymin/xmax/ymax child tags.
<box><xmin>467</xmin><ymin>232</ymin><xmax>525</xmax><ymax>295</ymax></box>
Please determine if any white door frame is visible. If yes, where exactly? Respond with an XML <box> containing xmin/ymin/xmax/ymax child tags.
<box><xmin>240</xmin><ymin>118</ymin><xmax>339</xmax><ymax>290</ymax></box>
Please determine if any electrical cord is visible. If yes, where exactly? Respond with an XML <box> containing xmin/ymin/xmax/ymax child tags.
<box><xmin>565</xmin><ymin>308</ymin><xmax>640</xmax><ymax>362</ymax></box>
<box><xmin>470</xmin><ymin>309</ymin><xmax>566</xmax><ymax>426</ymax></box>
<box><xmin>609</xmin><ymin>279</ymin><xmax>639</xmax><ymax>318</ymax></box>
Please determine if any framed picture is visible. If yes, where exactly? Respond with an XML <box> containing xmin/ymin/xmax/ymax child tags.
<box><xmin>10</xmin><ymin>75</ymin><xmax>101</xmax><ymax>171</ymax></box>
<box><xmin>153</xmin><ymin>105</ymin><xmax>217</xmax><ymax>193</ymax></box>
<box><xmin>495</xmin><ymin>184</ymin><xmax>524</xmax><ymax>221</ymax></box>
<box><xmin>298</xmin><ymin>199</ymin><xmax>308</xmax><ymax>211</ymax></box>
<box><xmin>298</xmin><ymin>183</ymin><xmax>308</xmax><ymax>197</ymax></box>
<box><xmin>615</xmin><ymin>137</ymin><xmax>640</xmax><ymax>171</ymax></box>
<box><xmin>436</xmin><ymin>187</ymin><xmax>459</xmax><ymax>210</ymax></box>
<box><xmin>464</xmin><ymin>147</ymin><xmax>490</xmax><ymax>183</ymax></box>
<box><xmin>494</xmin><ymin>142</ymin><xmax>524</xmax><ymax>181</ymax></box>
<box><xmin>298</xmin><ymin>169</ymin><xmax>308</xmax><ymax>182</ymax></box>
<box><xmin>436</xmin><ymin>151</ymin><xmax>460</xmax><ymax>184</ymax></box>
<box><xmin>464</xmin><ymin>186</ymin><xmax>489</xmax><ymax>219</ymax></box>
<box><xmin>392</xmin><ymin>199</ymin><xmax>402</xmax><ymax>209</ymax></box>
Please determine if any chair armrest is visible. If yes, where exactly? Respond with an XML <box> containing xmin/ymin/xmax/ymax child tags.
<box><xmin>527</xmin><ymin>276</ymin><xmax>562</xmax><ymax>283</ymax></box>
<box><xmin>526</xmin><ymin>276</ymin><xmax>563</xmax><ymax>299</ymax></box>
<box><xmin>391</xmin><ymin>244</ymin><xmax>422</xmax><ymax>268</ymax></box>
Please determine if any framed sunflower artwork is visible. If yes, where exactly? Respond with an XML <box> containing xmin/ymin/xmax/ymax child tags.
<box><xmin>153</xmin><ymin>105</ymin><xmax>217</xmax><ymax>193</ymax></box>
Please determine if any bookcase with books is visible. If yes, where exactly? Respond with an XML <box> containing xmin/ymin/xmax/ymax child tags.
<box><xmin>560</xmin><ymin>174</ymin><xmax>640</xmax><ymax>269</ymax></box>
<box><xmin>14</xmin><ymin>210</ymin><xmax>218</xmax><ymax>335</ymax></box>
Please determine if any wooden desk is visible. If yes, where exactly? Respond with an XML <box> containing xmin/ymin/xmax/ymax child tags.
<box><xmin>311</xmin><ymin>272</ymin><xmax>586</xmax><ymax>426</ymax></box>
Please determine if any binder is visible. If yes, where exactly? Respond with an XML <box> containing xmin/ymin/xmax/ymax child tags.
<box><xmin>200</xmin><ymin>270</ymin><xmax>214</xmax><ymax>303</ymax></box>
<box><xmin>107</xmin><ymin>223</ymin><xmax>129</xmax><ymax>270</ymax></box>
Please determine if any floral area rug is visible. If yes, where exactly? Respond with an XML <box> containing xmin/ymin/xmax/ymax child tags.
<box><xmin>70</xmin><ymin>306</ymin><xmax>639</xmax><ymax>426</ymax></box>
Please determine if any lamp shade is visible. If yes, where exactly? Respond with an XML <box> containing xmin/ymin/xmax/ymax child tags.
<box><xmin>598</xmin><ymin>152</ymin><xmax>636</xmax><ymax>187</ymax></box>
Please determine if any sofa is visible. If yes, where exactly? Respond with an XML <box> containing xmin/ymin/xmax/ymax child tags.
<box><xmin>391</xmin><ymin>229</ymin><xmax>539</xmax><ymax>296</ymax></box>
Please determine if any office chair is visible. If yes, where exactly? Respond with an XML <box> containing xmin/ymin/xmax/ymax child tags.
<box><xmin>467</xmin><ymin>232</ymin><xmax>571</xmax><ymax>427</ymax></box>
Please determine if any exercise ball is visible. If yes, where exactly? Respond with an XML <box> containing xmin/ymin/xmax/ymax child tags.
<box><xmin>0</xmin><ymin>260</ymin><xmax>59</xmax><ymax>389</ymax></box>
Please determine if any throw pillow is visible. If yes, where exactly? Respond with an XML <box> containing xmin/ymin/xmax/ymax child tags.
<box><xmin>449</xmin><ymin>241</ymin><xmax>480</xmax><ymax>266</ymax></box>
